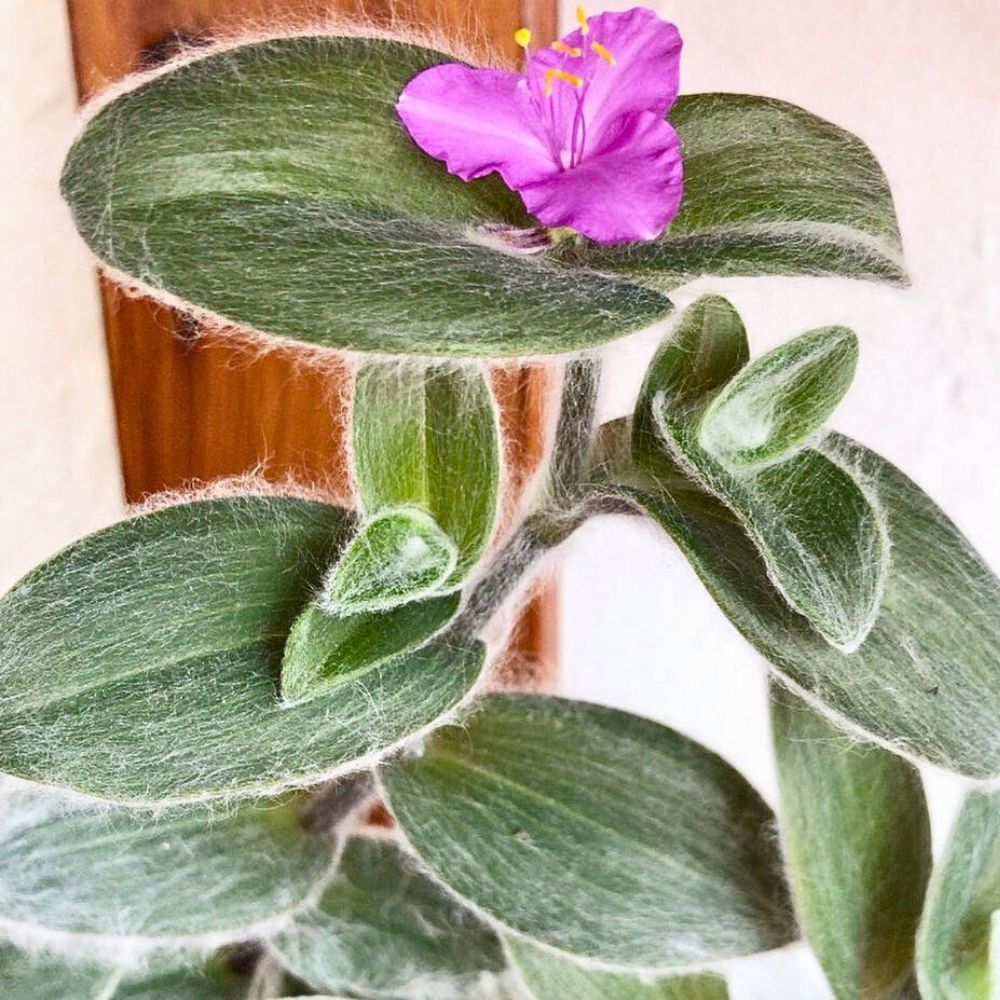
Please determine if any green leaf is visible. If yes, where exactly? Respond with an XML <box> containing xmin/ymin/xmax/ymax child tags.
<box><xmin>381</xmin><ymin>694</ymin><xmax>794</xmax><ymax>970</ymax></box>
<box><xmin>699</xmin><ymin>326</ymin><xmax>859</xmax><ymax>467</ymax></box>
<box><xmin>917</xmin><ymin>790</ymin><xmax>1000</xmax><ymax>1000</ymax></box>
<box><xmin>0</xmin><ymin>948</ymin><xmax>115</xmax><ymax>1000</ymax></box>
<box><xmin>507</xmin><ymin>938</ymin><xmax>729</xmax><ymax>1000</ymax></box>
<box><xmin>0</xmin><ymin>496</ymin><xmax>483</xmax><ymax>805</ymax></box>
<box><xmin>111</xmin><ymin>968</ymin><xmax>250</xmax><ymax>1000</ymax></box>
<box><xmin>280</xmin><ymin>593</ymin><xmax>460</xmax><ymax>704</ymax></box>
<box><xmin>632</xmin><ymin>295</ymin><xmax>749</xmax><ymax>473</ymax></box>
<box><xmin>577</xmin><ymin>93</ymin><xmax>905</xmax><ymax>287</ymax></box>
<box><xmin>61</xmin><ymin>35</ymin><xmax>671</xmax><ymax>357</ymax></box>
<box><xmin>353</xmin><ymin>361</ymin><xmax>501</xmax><ymax>580</ymax></box>
<box><xmin>272</xmin><ymin>836</ymin><xmax>509</xmax><ymax>999</ymax></box>
<box><xmin>0</xmin><ymin>786</ymin><xmax>331</xmax><ymax>955</ymax></box>
<box><xmin>639</xmin><ymin>297</ymin><xmax>887</xmax><ymax>650</ymax></box>
<box><xmin>619</xmin><ymin>430</ymin><xmax>1000</xmax><ymax>778</ymax></box>
<box><xmin>714</xmin><ymin>449</ymin><xmax>888</xmax><ymax>650</ymax></box>
<box><xmin>323</xmin><ymin>508</ymin><xmax>458</xmax><ymax>611</ymax></box>
<box><xmin>0</xmin><ymin>948</ymin><xmax>271</xmax><ymax>1000</ymax></box>
<box><xmin>771</xmin><ymin>685</ymin><xmax>931</xmax><ymax>1000</ymax></box>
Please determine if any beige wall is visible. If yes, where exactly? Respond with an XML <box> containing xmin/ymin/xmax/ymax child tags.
<box><xmin>0</xmin><ymin>2</ymin><xmax>124</xmax><ymax>590</ymax></box>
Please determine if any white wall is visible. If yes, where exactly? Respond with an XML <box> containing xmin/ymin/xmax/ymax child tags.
<box><xmin>558</xmin><ymin>2</ymin><xmax>999</xmax><ymax>996</ymax></box>
<box><xmin>0</xmin><ymin>2</ymin><xmax>124</xmax><ymax>591</ymax></box>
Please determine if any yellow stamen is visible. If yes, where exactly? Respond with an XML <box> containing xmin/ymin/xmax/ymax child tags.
<box><xmin>552</xmin><ymin>41</ymin><xmax>583</xmax><ymax>56</ymax></box>
<box><xmin>576</xmin><ymin>5</ymin><xmax>590</xmax><ymax>35</ymax></box>
<box><xmin>514</xmin><ymin>27</ymin><xmax>532</xmax><ymax>49</ymax></box>
<box><xmin>543</xmin><ymin>67</ymin><xmax>583</xmax><ymax>96</ymax></box>
<box><xmin>591</xmin><ymin>41</ymin><xmax>616</xmax><ymax>65</ymax></box>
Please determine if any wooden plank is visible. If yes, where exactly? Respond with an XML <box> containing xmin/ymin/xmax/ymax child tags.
<box><xmin>64</xmin><ymin>0</ymin><xmax>559</xmax><ymax>680</ymax></box>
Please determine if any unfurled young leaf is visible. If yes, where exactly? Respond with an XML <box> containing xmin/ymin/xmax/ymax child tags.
<box><xmin>632</xmin><ymin>295</ymin><xmax>749</xmax><ymax>472</ymax></box>
<box><xmin>353</xmin><ymin>361</ymin><xmax>500</xmax><ymax>582</ymax></box>
<box><xmin>699</xmin><ymin>326</ymin><xmax>858</xmax><ymax>467</ymax></box>
<box><xmin>280</xmin><ymin>594</ymin><xmax>461</xmax><ymax>705</ymax></box>
<box><xmin>771</xmin><ymin>685</ymin><xmax>931</xmax><ymax>1000</ymax></box>
<box><xmin>323</xmin><ymin>507</ymin><xmax>458</xmax><ymax>612</ymax></box>
<box><xmin>272</xmin><ymin>837</ymin><xmax>510</xmax><ymax>999</ymax></box>
<box><xmin>621</xmin><ymin>429</ymin><xmax>1000</xmax><ymax>778</ymax></box>
<box><xmin>917</xmin><ymin>790</ymin><xmax>1000</xmax><ymax>1000</ymax></box>
<box><xmin>0</xmin><ymin>497</ymin><xmax>482</xmax><ymax>805</ymax></box>
<box><xmin>506</xmin><ymin>938</ymin><xmax>729</xmax><ymax>1000</ymax></box>
<box><xmin>638</xmin><ymin>296</ymin><xmax>887</xmax><ymax>650</ymax></box>
<box><xmin>580</xmin><ymin>94</ymin><xmax>905</xmax><ymax>288</ymax></box>
<box><xmin>0</xmin><ymin>787</ymin><xmax>332</xmax><ymax>958</ymax></box>
<box><xmin>382</xmin><ymin>694</ymin><xmax>794</xmax><ymax>971</ymax></box>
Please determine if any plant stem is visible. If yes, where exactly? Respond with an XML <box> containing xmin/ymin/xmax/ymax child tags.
<box><xmin>548</xmin><ymin>355</ymin><xmax>601</xmax><ymax>504</ymax></box>
<box><xmin>456</xmin><ymin>358</ymin><xmax>599</xmax><ymax>639</ymax></box>
<box><xmin>454</xmin><ymin>513</ymin><xmax>562</xmax><ymax>639</ymax></box>
<box><xmin>455</xmin><ymin>490</ymin><xmax>635</xmax><ymax>639</ymax></box>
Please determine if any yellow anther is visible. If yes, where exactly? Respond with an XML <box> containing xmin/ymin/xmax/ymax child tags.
<box><xmin>543</xmin><ymin>67</ymin><xmax>583</xmax><ymax>96</ymax></box>
<box><xmin>576</xmin><ymin>5</ymin><xmax>591</xmax><ymax>35</ymax></box>
<box><xmin>514</xmin><ymin>27</ymin><xmax>532</xmax><ymax>48</ymax></box>
<box><xmin>591</xmin><ymin>41</ymin><xmax>616</xmax><ymax>65</ymax></box>
<box><xmin>552</xmin><ymin>41</ymin><xmax>583</xmax><ymax>56</ymax></box>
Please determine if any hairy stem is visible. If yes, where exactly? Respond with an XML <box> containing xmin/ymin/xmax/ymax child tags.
<box><xmin>456</xmin><ymin>361</ymin><xmax>600</xmax><ymax>639</ymax></box>
<box><xmin>455</xmin><ymin>489</ymin><xmax>635</xmax><ymax>639</ymax></box>
<box><xmin>548</xmin><ymin>355</ymin><xmax>602</xmax><ymax>503</ymax></box>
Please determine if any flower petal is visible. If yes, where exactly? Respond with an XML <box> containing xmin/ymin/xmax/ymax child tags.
<box><xmin>518</xmin><ymin>111</ymin><xmax>683</xmax><ymax>244</ymax></box>
<box><xmin>527</xmin><ymin>7</ymin><xmax>682</xmax><ymax>160</ymax></box>
<box><xmin>396</xmin><ymin>64</ymin><xmax>558</xmax><ymax>188</ymax></box>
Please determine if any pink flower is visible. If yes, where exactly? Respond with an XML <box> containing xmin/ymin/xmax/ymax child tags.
<box><xmin>396</xmin><ymin>7</ymin><xmax>684</xmax><ymax>245</ymax></box>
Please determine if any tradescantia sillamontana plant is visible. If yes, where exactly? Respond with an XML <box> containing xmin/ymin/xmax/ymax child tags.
<box><xmin>0</xmin><ymin>6</ymin><xmax>996</xmax><ymax>999</ymax></box>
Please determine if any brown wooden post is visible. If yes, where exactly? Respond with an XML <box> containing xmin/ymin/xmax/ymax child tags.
<box><xmin>64</xmin><ymin>0</ymin><xmax>560</xmax><ymax>684</ymax></box>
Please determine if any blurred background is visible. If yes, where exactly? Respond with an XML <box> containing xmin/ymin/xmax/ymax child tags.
<box><xmin>1</xmin><ymin>2</ymin><xmax>998</xmax><ymax>996</ymax></box>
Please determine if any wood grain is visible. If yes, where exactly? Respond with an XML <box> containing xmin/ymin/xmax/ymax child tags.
<box><xmin>64</xmin><ymin>0</ymin><xmax>559</xmax><ymax>680</ymax></box>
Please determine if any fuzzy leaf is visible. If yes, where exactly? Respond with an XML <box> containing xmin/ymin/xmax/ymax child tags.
<box><xmin>272</xmin><ymin>837</ymin><xmax>509</xmax><ymax>999</ymax></box>
<box><xmin>578</xmin><ymin>94</ymin><xmax>905</xmax><ymax>287</ymax></box>
<box><xmin>280</xmin><ymin>593</ymin><xmax>460</xmax><ymax>704</ymax></box>
<box><xmin>353</xmin><ymin>361</ymin><xmax>500</xmax><ymax>581</ymax></box>
<box><xmin>324</xmin><ymin>508</ymin><xmax>458</xmax><ymax>611</ymax></box>
<box><xmin>639</xmin><ymin>297</ymin><xmax>887</xmax><ymax>650</ymax></box>
<box><xmin>0</xmin><ymin>948</ymin><xmax>115</xmax><ymax>999</ymax></box>
<box><xmin>0</xmin><ymin>787</ymin><xmax>332</xmax><ymax>957</ymax></box>
<box><xmin>507</xmin><ymin>938</ymin><xmax>729</xmax><ymax>999</ymax></box>
<box><xmin>60</xmin><ymin>35</ymin><xmax>672</xmax><ymax>358</ymax></box>
<box><xmin>382</xmin><ymin>694</ymin><xmax>794</xmax><ymax>971</ymax></box>
<box><xmin>699</xmin><ymin>326</ymin><xmax>859</xmax><ymax>467</ymax></box>
<box><xmin>0</xmin><ymin>947</ymin><xmax>271</xmax><ymax>1000</ymax></box>
<box><xmin>620</xmin><ymin>429</ymin><xmax>1000</xmax><ymax>778</ymax></box>
<box><xmin>112</xmin><ymin>969</ymin><xmax>253</xmax><ymax>1000</ymax></box>
<box><xmin>771</xmin><ymin>685</ymin><xmax>931</xmax><ymax>1000</ymax></box>
<box><xmin>633</xmin><ymin>295</ymin><xmax>749</xmax><ymax>471</ymax></box>
<box><xmin>917</xmin><ymin>790</ymin><xmax>1000</xmax><ymax>1000</ymax></box>
<box><xmin>0</xmin><ymin>497</ymin><xmax>483</xmax><ymax>805</ymax></box>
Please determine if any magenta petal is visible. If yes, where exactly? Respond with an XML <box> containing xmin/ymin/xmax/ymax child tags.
<box><xmin>527</xmin><ymin>7</ymin><xmax>682</xmax><ymax>155</ymax></box>
<box><xmin>518</xmin><ymin>112</ymin><xmax>683</xmax><ymax>245</ymax></box>
<box><xmin>396</xmin><ymin>64</ymin><xmax>558</xmax><ymax>188</ymax></box>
